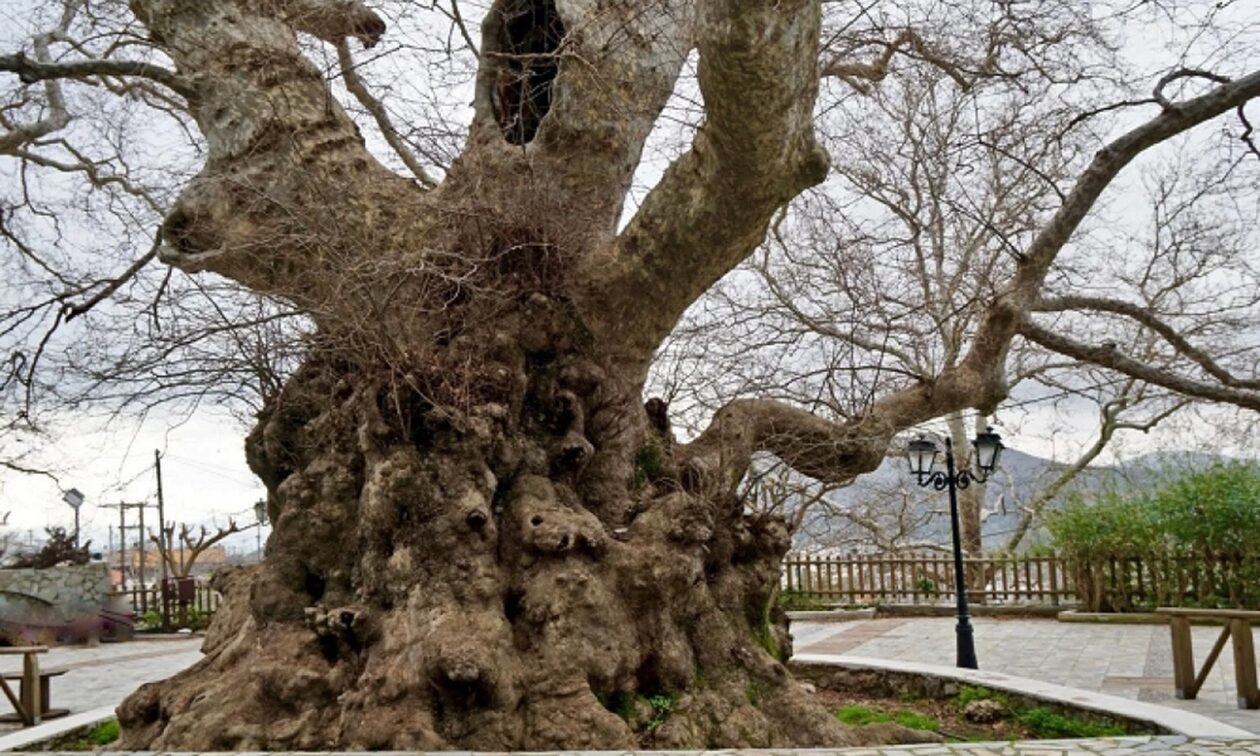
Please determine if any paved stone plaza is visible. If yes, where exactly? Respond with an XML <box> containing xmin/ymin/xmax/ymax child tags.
<box><xmin>793</xmin><ymin>616</ymin><xmax>1260</xmax><ymax>735</ymax></box>
<box><xmin>2</xmin><ymin>620</ymin><xmax>1260</xmax><ymax>753</ymax></box>
<box><xmin>0</xmin><ymin>636</ymin><xmax>201</xmax><ymax>736</ymax></box>
<box><xmin>24</xmin><ymin>738</ymin><xmax>1260</xmax><ymax>755</ymax></box>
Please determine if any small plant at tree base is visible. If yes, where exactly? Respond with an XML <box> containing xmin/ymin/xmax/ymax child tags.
<box><xmin>89</xmin><ymin>719</ymin><xmax>121</xmax><ymax>745</ymax></box>
<box><xmin>956</xmin><ymin>685</ymin><xmax>1011</xmax><ymax>711</ymax></box>
<box><xmin>834</xmin><ymin>704</ymin><xmax>939</xmax><ymax>732</ymax></box>
<box><xmin>775</xmin><ymin>591</ymin><xmax>835</xmax><ymax>612</ymax></box>
<box><xmin>646</xmin><ymin>693</ymin><xmax>677</xmax><ymax>731</ymax></box>
<box><xmin>1015</xmin><ymin>707</ymin><xmax>1125</xmax><ymax>739</ymax></box>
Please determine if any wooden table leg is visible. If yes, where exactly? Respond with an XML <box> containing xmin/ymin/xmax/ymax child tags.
<box><xmin>1170</xmin><ymin>616</ymin><xmax>1196</xmax><ymax>700</ymax></box>
<box><xmin>21</xmin><ymin>653</ymin><xmax>41</xmax><ymax>725</ymax></box>
<box><xmin>1230</xmin><ymin>618</ymin><xmax>1259</xmax><ymax>709</ymax></box>
<box><xmin>0</xmin><ymin>677</ymin><xmax>29</xmax><ymax>727</ymax></box>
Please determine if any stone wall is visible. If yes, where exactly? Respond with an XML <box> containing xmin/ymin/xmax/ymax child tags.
<box><xmin>0</xmin><ymin>563</ymin><xmax>112</xmax><ymax>644</ymax></box>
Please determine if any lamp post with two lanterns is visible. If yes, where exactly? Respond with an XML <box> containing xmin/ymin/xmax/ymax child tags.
<box><xmin>906</xmin><ymin>428</ymin><xmax>1005</xmax><ymax>670</ymax></box>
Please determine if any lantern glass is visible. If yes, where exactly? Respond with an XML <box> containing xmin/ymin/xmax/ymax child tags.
<box><xmin>254</xmin><ymin>500</ymin><xmax>267</xmax><ymax>525</ymax></box>
<box><xmin>972</xmin><ymin>428</ymin><xmax>1004</xmax><ymax>474</ymax></box>
<box><xmin>62</xmin><ymin>488</ymin><xmax>85</xmax><ymax>509</ymax></box>
<box><xmin>907</xmin><ymin>437</ymin><xmax>938</xmax><ymax>476</ymax></box>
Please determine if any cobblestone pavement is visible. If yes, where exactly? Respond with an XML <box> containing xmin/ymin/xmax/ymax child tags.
<box><xmin>761</xmin><ymin>735</ymin><xmax>1260</xmax><ymax>754</ymax></box>
<box><xmin>792</xmin><ymin>617</ymin><xmax>1260</xmax><ymax>735</ymax></box>
<box><xmin>36</xmin><ymin>737</ymin><xmax>1260</xmax><ymax>754</ymax></box>
<box><xmin>0</xmin><ymin>636</ymin><xmax>201</xmax><ymax>733</ymax></box>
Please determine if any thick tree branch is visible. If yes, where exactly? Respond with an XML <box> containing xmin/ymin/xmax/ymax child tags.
<box><xmin>274</xmin><ymin>0</ymin><xmax>386</xmax><ymax>47</ymax></box>
<box><xmin>594</xmin><ymin>0</ymin><xmax>830</xmax><ymax>366</ymax></box>
<box><xmin>0</xmin><ymin>52</ymin><xmax>193</xmax><ymax>99</ymax></box>
<box><xmin>126</xmin><ymin>0</ymin><xmax>421</xmax><ymax>300</ymax></box>
<box><xmin>1019</xmin><ymin>317</ymin><xmax>1260</xmax><ymax>412</ymax></box>
<box><xmin>1035</xmin><ymin>295</ymin><xmax>1260</xmax><ymax>391</ymax></box>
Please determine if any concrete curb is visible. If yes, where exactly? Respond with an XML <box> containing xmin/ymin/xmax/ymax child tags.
<box><xmin>0</xmin><ymin>705</ymin><xmax>114</xmax><ymax>752</ymax></box>
<box><xmin>792</xmin><ymin>653</ymin><xmax>1252</xmax><ymax>739</ymax></box>
<box><xmin>787</xmin><ymin>608</ymin><xmax>877</xmax><ymax>622</ymax></box>
<box><xmin>879</xmin><ymin>604</ymin><xmax>1066</xmax><ymax>619</ymax></box>
<box><xmin>788</xmin><ymin>605</ymin><xmax>1067</xmax><ymax>622</ymax></box>
<box><xmin>1057</xmin><ymin>610</ymin><xmax>1171</xmax><ymax>625</ymax></box>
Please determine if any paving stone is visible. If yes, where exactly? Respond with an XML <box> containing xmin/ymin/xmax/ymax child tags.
<box><xmin>793</xmin><ymin>619</ymin><xmax>1260</xmax><ymax>736</ymax></box>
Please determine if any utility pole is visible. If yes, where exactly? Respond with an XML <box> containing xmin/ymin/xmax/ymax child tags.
<box><xmin>100</xmin><ymin>502</ymin><xmax>155</xmax><ymax>594</ymax></box>
<box><xmin>118</xmin><ymin>505</ymin><xmax>127</xmax><ymax>589</ymax></box>
<box><xmin>154</xmin><ymin>450</ymin><xmax>170</xmax><ymax>629</ymax></box>
<box><xmin>137</xmin><ymin>502</ymin><xmax>147</xmax><ymax>597</ymax></box>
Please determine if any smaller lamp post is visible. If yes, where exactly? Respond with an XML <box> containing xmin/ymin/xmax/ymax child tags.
<box><xmin>906</xmin><ymin>428</ymin><xmax>1005</xmax><ymax>669</ymax></box>
<box><xmin>253</xmin><ymin>499</ymin><xmax>267</xmax><ymax>562</ymax></box>
<box><xmin>62</xmin><ymin>488</ymin><xmax>86</xmax><ymax>547</ymax></box>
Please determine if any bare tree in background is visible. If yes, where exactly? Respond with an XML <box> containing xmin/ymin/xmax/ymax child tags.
<box><xmin>0</xmin><ymin>0</ymin><xmax>1257</xmax><ymax>750</ymax></box>
<box><xmin>150</xmin><ymin>520</ymin><xmax>245</xmax><ymax>579</ymax></box>
<box><xmin>654</xmin><ymin>23</ymin><xmax>1260</xmax><ymax>559</ymax></box>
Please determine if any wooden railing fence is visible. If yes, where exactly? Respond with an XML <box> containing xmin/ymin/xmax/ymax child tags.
<box><xmin>116</xmin><ymin>580</ymin><xmax>221</xmax><ymax>625</ymax></box>
<box><xmin>781</xmin><ymin>552</ymin><xmax>1260</xmax><ymax>610</ymax></box>
<box><xmin>781</xmin><ymin>552</ymin><xmax>1073</xmax><ymax>606</ymax></box>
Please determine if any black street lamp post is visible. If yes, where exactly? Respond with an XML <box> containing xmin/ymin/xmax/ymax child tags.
<box><xmin>906</xmin><ymin>428</ymin><xmax>1005</xmax><ymax>670</ymax></box>
<box><xmin>254</xmin><ymin>499</ymin><xmax>268</xmax><ymax>563</ymax></box>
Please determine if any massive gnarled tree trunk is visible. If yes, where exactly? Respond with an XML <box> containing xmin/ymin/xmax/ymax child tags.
<box><xmin>0</xmin><ymin>0</ymin><xmax>1237</xmax><ymax>749</ymax></box>
<box><xmin>107</xmin><ymin>0</ymin><xmax>874</xmax><ymax>749</ymax></box>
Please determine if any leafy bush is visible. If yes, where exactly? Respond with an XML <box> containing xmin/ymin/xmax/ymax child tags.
<box><xmin>1048</xmin><ymin>462</ymin><xmax>1260</xmax><ymax>611</ymax></box>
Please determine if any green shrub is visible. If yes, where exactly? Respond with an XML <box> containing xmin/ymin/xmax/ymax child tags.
<box><xmin>1048</xmin><ymin>462</ymin><xmax>1260</xmax><ymax>611</ymax></box>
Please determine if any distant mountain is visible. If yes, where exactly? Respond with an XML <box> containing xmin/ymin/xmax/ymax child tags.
<box><xmin>787</xmin><ymin>447</ymin><xmax>1244</xmax><ymax>554</ymax></box>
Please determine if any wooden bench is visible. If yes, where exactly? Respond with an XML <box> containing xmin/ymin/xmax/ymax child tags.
<box><xmin>0</xmin><ymin>667</ymin><xmax>68</xmax><ymax>723</ymax></box>
<box><xmin>0</xmin><ymin>646</ymin><xmax>48</xmax><ymax>726</ymax></box>
<box><xmin>1155</xmin><ymin>607</ymin><xmax>1260</xmax><ymax>709</ymax></box>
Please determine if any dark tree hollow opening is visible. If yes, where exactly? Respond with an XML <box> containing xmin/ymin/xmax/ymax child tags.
<box><xmin>492</xmin><ymin>0</ymin><xmax>564</xmax><ymax>145</ymax></box>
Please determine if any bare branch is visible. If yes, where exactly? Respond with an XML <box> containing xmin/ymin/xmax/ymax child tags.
<box><xmin>0</xmin><ymin>52</ymin><xmax>193</xmax><ymax>99</ymax></box>
<box><xmin>335</xmin><ymin>40</ymin><xmax>438</xmax><ymax>188</ymax></box>
<box><xmin>1035</xmin><ymin>295</ymin><xmax>1260</xmax><ymax>391</ymax></box>
<box><xmin>822</xmin><ymin>29</ymin><xmax>973</xmax><ymax>93</ymax></box>
<box><xmin>1019</xmin><ymin>317</ymin><xmax>1260</xmax><ymax>412</ymax></box>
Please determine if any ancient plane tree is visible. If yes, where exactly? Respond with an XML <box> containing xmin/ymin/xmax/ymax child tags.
<box><xmin>1</xmin><ymin>0</ymin><xmax>1258</xmax><ymax>750</ymax></box>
